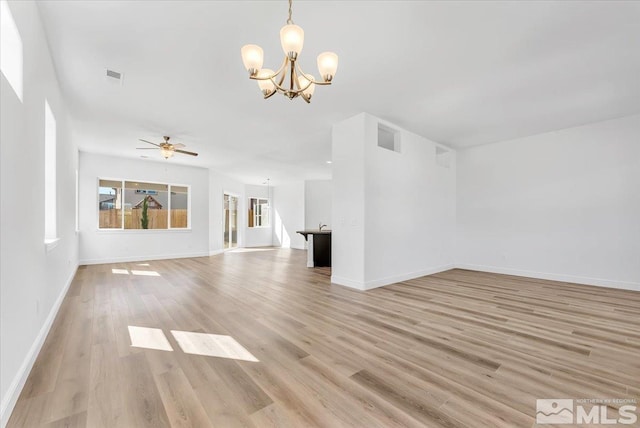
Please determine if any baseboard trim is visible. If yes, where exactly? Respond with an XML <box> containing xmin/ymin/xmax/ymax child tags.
<box><xmin>0</xmin><ymin>264</ymin><xmax>78</xmax><ymax>428</ymax></box>
<box><xmin>332</xmin><ymin>264</ymin><xmax>456</xmax><ymax>291</ymax></box>
<box><xmin>79</xmin><ymin>251</ymin><xmax>209</xmax><ymax>265</ymax></box>
<box><xmin>456</xmin><ymin>263</ymin><xmax>640</xmax><ymax>292</ymax></box>
<box><xmin>209</xmin><ymin>250</ymin><xmax>224</xmax><ymax>256</ymax></box>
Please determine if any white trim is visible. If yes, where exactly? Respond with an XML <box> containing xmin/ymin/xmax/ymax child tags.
<box><xmin>209</xmin><ymin>249</ymin><xmax>224</xmax><ymax>256</ymax></box>
<box><xmin>0</xmin><ymin>264</ymin><xmax>78</xmax><ymax>428</ymax></box>
<box><xmin>44</xmin><ymin>237</ymin><xmax>60</xmax><ymax>252</ymax></box>
<box><xmin>456</xmin><ymin>263</ymin><xmax>640</xmax><ymax>292</ymax></box>
<box><xmin>332</xmin><ymin>264</ymin><xmax>456</xmax><ymax>291</ymax></box>
<box><xmin>330</xmin><ymin>275</ymin><xmax>367</xmax><ymax>290</ymax></box>
<box><xmin>363</xmin><ymin>264</ymin><xmax>456</xmax><ymax>290</ymax></box>
<box><xmin>79</xmin><ymin>251</ymin><xmax>209</xmax><ymax>265</ymax></box>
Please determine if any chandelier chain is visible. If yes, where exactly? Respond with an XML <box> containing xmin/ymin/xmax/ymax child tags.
<box><xmin>287</xmin><ymin>0</ymin><xmax>294</xmax><ymax>24</ymax></box>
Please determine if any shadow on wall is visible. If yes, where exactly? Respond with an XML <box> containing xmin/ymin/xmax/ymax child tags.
<box><xmin>274</xmin><ymin>210</ymin><xmax>291</xmax><ymax>248</ymax></box>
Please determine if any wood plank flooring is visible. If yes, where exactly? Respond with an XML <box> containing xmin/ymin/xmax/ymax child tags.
<box><xmin>8</xmin><ymin>249</ymin><xmax>640</xmax><ymax>427</ymax></box>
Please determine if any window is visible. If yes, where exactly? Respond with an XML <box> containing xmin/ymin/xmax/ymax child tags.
<box><xmin>124</xmin><ymin>181</ymin><xmax>168</xmax><ymax>229</ymax></box>
<box><xmin>98</xmin><ymin>179</ymin><xmax>123</xmax><ymax>229</ymax></box>
<box><xmin>0</xmin><ymin>0</ymin><xmax>23</xmax><ymax>101</ymax></box>
<box><xmin>170</xmin><ymin>186</ymin><xmax>189</xmax><ymax>228</ymax></box>
<box><xmin>44</xmin><ymin>100</ymin><xmax>57</xmax><ymax>242</ymax></box>
<box><xmin>98</xmin><ymin>178</ymin><xmax>189</xmax><ymax>230</ymax></box>
<box><xmin>248</xmin><ymin>198</ymin><xmax>269</xmax><ymax>227</ymax></box>
<box><xmin>75</xmin><ymin>170</ymin><xmax>79</xmax><ymax>232</ymax></box>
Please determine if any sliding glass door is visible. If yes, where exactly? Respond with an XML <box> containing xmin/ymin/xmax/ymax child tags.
<box><xmin>223</xmin><ymin>193</ymin><xmax>238</xmax><ymax>249</ymax></box>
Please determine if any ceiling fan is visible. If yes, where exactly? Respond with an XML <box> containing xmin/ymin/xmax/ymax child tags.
<box><xmin>137</xmin><ymin>136</ymin><xmax>198</xmax><ymax>159</ymax></box>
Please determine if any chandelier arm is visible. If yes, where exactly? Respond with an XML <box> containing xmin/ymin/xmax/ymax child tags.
<box><xmin>289</xmin><ymin>60</ymin><xmax>296</xmax><ymax>93</ymax></box>
<box><xmin>276</xmin><ymin>62</ymin><xmax>287</xmax><ymax>87</ymax></box>
<box><xmin>293</xmin><ymin>62</ymin><xmax>332</xmax><ymax>86</ymax></box>
<box><xmin>249</xmin><ymin>56</ymin><xmax>289</xmax><ymax>81</ymax></box>
<box><xmin>292</xmin><ymin>63</ymin><xmax>299</xmax><ymax>91</ymax></box>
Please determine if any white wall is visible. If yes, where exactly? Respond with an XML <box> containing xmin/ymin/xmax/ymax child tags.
<box><xmin>273</xmin><ymin>181</ymin><xmax>306</xmax><ymax>250</ymax></box>
<box><xmin>457</xmin><ymin>114</ymin><xmax>640</xmax><ymax>290</ymax></box>
<box><xmin>78</xmin><ymin>152</ymin><xmax>209</xmax><ymax>264</ymax></box>
<box><xmin>332</xmin><ymin>113</ymin><xmax>457</xmax><ymax>290</ymax></box>
<box><xmin>244</xmin><ymin>183</ymin><xmax>273</xmax><ymax>247</ymax></box>
<box><xmin>332</xmin><ymin>114</ymin><xmax>367</xmax><ymax>287</ymax></box>
<box><xmin>209</xmin><ymin>170</ymin><xmax>245</xmax><ymax>254</ymax></box>
<box><xmin>305</xmin><ymin>180</ymin><xmax>332</xmax><ymax>230</ymax></box>
<box><xmin>0</xmin><ymin>1</ymin><xmax>78</xmax><ymax>424</ymax></box>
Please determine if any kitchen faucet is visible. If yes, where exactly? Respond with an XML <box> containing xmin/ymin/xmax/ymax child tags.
<box><xmin>319</xmin><ymin>223</ymin><xmax>327</xmax><ymax>231</ymax></box>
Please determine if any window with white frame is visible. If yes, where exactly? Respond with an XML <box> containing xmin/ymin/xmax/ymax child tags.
<box><xmin>1</xmin><ymin>0</ymin><xmax>23</xmax><ymax>102</ymax></box>
<box><xmin>98</xmin><ymin>178</ymin><xmax>190</xmax><ymax>230</ymax></box>
<box><xmin>248</xmin><ymin>198</ymin><xmax>269</xmax><ymax>228</ymax></box>
<box><xmin>44</xmin><ymin>100</ymin><xmax>57</xmax><ymax>242</ymax></box>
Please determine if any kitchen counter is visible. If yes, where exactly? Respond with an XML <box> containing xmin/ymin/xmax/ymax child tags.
<box><xmin>296</xmin><ymin>230</ymin><xmax>331</xmax><ymax>267</ymax></box>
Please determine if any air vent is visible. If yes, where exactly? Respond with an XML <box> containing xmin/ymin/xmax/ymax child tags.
<box><xmin>105</xmin><ymin>68</ymin><xmax>124</xmax><ymax>85</ymax></box>
<box><xmin>377</xmin><ymin>123</ymin><xmax>401</xmax><ymax>153</ymax></box>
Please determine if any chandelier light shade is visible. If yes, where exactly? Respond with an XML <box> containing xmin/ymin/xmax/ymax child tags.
<box><xmin>257</xmin><ymin>69</ymin><xmax>276</xmax><ymax>95</ymax></box>
<box><xmin>317</xmin><ymin>52</ymin><xmax>339</xmax><ymax>82</ymax></box>
<box><xmin>240</xmin><ymin>0</ymin><xmax>338</xmax><ymax>103</ymax></box>
<box><xmin>280</xmin><ymin>24</ymin><xmax>304</xmax><ymax>58</ymax></box>
<box><xmin>240</xmin><ymin>44</ymin><xmax>264</xmax><ymax>75</ymax></box>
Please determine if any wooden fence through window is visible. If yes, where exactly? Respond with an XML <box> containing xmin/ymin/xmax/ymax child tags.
<box><xmin>99</xmin><ymin>209</ymin><xmax>188</xmax><ymax>229</ymax></box>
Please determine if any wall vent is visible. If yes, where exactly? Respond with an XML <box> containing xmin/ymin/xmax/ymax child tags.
<box><xmin>105</xmin><ymin>68</ymin><xmax>124</xmax><ymax>85</ymax></box>
<box><xmin>377</xmin><ymin>123</ymin><xmax>401</xmax><ymax>153</ymax></box>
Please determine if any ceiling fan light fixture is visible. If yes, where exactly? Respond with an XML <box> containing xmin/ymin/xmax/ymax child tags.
<box><xmin>241</xmin><ymin>0</ymin><xmax>338</xmax><ymax>103</ymax></box>
<box><xmin>160</xmin><ymin>147</ymin><xmax>174</xmax><ymax>159</ymax></box>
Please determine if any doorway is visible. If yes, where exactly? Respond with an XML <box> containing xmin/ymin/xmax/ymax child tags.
<box><xmin>223</xmin><ymin>193</ymin><xmax>238</xmax><ymax>250</ymax></box>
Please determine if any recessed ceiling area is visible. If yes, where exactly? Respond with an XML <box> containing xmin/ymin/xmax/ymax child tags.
<box><xmin>37</xmin><ymin>1</ymin><xmax>640</xmax><ymax>184</ymax></box>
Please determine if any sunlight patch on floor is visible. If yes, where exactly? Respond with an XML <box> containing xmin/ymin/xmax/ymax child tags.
<box><xmin>130</xmin><ymin>270</ymin><xmax>160</xmax><ymax>276</ymax></box>
<box><xmin>128</xmin><ymin>326</ymin><xmax>173</xmax><ymax>351</ymax></box>
<box><xmin>171</xmin><ymin>330</ymin><xmax>259</xmax><ymax>362</ymax></box>
<box><xmin>228</xmin><ymin>248</ymin><xmax>275</xmax><ymax>253</ymax></box>
<box><xmin>111</xmin><ymin>268</ymin><xmax>129</xmax><ymax>275</ymax></box>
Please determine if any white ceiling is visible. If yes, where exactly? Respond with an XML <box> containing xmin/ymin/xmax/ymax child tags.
<box><xmin>37</xmin><ymin>1</ymin><xmax>640</xmax><ymax>184</ymax></box>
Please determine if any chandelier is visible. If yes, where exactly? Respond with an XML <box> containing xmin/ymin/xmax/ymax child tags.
<box><xmin>240</xmin><ymin>0</ymin><xmax>339</xmax><ymax>103</ymax></box>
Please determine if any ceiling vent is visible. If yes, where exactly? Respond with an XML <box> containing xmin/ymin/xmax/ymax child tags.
<box><xmin>105</xmin><ymin>68</ymin><xmax>124</xmax><ymax>85</ymax></box>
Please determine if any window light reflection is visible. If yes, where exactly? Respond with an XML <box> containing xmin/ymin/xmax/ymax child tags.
<box><xmin>171</xmin><ymin>331</ymin><xmax>259</xmax><ymax>362</ymax></box>
<box><xmin>130</xmin><ymin>270</ymin><xmax>160</xmax><ymax>276</ymax></box>
<box><xmin>128</xmin><ymin>326</ymin><xmax>173</xmax><ymax>351</ymax></box>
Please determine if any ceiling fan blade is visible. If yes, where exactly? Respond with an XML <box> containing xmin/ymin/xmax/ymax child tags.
<box><xmin>139</xmin><ymin>139</ymin><xmax>160</xmax><ymax>147</ymax></box>
<box><xmin>174</xmin><ymin>149</ymin><xmax>198</xmax><ymax>157</ymax></box>
<box><xmin>136</xmin><ymin>148</ymin><xmax>158</xmax><ymax>150</ymax></box>
<box><xmin>173</xmin><ymin>143</ymin><xmax>185</xmax><ymax>148</ymax></box>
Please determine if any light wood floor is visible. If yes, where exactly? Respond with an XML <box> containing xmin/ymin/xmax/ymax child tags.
<box><xmin>8</xmin><ymin>249</ymin><xmax>639</xmax><ymax>427</ymax></box>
